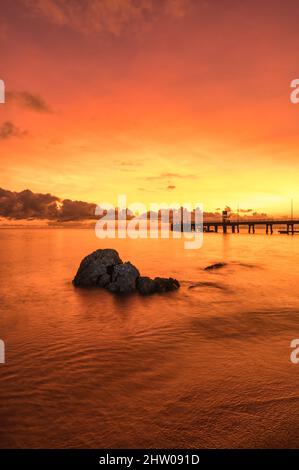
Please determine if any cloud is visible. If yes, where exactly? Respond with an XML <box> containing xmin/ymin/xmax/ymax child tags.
<box><xmin>0</xmin><ymin>187</ymin><xmax>269</xmax><ymax>220</ymax></box>
<box><xmin>0</xmin><ymin>187</ymin><xmax>97</xmax><ymax>220</ymax></box>
<box><xmin>7</xmin><ymin>91</ymin><xmax>51</xmax><ymax>112</ymax></box>
<box><xmin>167</xmin><ymin>185</ymin><xmax>176</xmax><ymax>190</ymax></box>
<box><xmin>0</xmin><ymin>121</ymin><xmax>26</xmax><ymax>140</ymax></box>
<box><xmin>145</xmin><ymin>172</ymin><xmax>196</xmax><ymax>180</ymax></box>
<box><xmin>22</xmin><ymin>0</ymin><xmax>191</xmax><ymax>35</ymax></box>
<box><xmin>0</xmin><ymin>188</ymin><xmax>59</xmax><ymax>218</ymax></box>
<box><xmin>59</xmin><ymin>199</ymin><xmax>97</xmax><ymax>220</ymax></box>
<box><xmin>118</xmin><ymin>161</ymin><xmax>142</xmax><ymax>167</ymax></box>
<box><xmin>117</xmin><ymin>160</ymin><xmax>141</xmax><ymax>172</ymax></box>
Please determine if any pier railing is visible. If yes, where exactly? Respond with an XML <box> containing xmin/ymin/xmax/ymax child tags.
<box><xmin>171</xmin><ymin>218</ymin><xmax>299</xmax><ymax>234</ymax></box>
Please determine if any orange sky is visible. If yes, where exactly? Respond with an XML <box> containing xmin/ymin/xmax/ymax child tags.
<box><xmin>1</xmin><ymin>0</ymin><xmax>299</xmax><ymax>214</ymax></box>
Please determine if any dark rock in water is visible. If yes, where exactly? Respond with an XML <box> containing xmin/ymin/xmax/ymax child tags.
<box><xmin>136</xmin><ymin>276</ymin><xmax>157</xmax><ymax>295</ymax></box>
<box><xmin>73</xmin><ymin>249</ymin><xmax>122</xmax><ymax>287</ymax></box>
<box><xmin>137</xmin><ymin>276</ymin><xmax>180</xmax><ymax>295</ymax></box>
<box><xmin>204</xmin><ymin>262</ymin><xmax>227</xmax><ymax>271</ymax></box>
<box><xmin>107</xmin><ymin>262</ymin><xmax>140</xmax><ymax>294</ymax></box>
<box><xmin>73</xmin><ymin>249</ymin><xmax>180</xmax><ymax>295</ymax></box>
<box><xmin>188</xmin><ymin>281</ymin><xmax>226</xmax><ymax>290</ymax></box>
<box><xmin>153</xmin><ymin>277</ymin><xmax>180</xmax><ymax>293</ymax></box>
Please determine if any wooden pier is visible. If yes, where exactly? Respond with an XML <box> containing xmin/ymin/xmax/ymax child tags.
<box><xmin>171</xmin><ymin>219</ymin><xmax>299</xmax><ymax>235</ymax></box>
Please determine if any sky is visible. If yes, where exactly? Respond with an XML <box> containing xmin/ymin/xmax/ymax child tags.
<box><xmin>1</xmin><ymin>0</ymin><xmax>299</xmax><ymax>215</ymax></box>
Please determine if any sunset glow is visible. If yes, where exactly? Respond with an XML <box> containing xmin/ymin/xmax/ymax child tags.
<box><xmin>1</xmin><ymin>0</ymin><xmax>299</xmax><ymax>214</ymax></box>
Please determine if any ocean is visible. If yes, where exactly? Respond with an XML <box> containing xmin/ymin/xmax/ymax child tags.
<box><xmin>0</xmin><ymin>228</ymin><xmax>299</xmax><ymax>448</ymax></box>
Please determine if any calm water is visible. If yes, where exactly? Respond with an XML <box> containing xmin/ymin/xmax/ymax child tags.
<box><xmin>0</xmin><ymin>228</ymin><xmax>299</xmax><ymax>448</ymax></box>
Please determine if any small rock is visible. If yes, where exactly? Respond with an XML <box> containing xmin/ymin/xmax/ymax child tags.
<box><xmin>137</xmin><ymin>276</ymin><xmax>157</xmax><ymax>295</ymax></box>
<box><xmin>204</xmin><ymin>262</ymin><xmax>227</xmax><ymax>271</ymax></box>
<box><xmin>188</xmin><ymin>281</ymin><xmax>225</xmax><ymax>290</ymax></box>
<box><xmin>154</xmin><ymin>277</ymin><xmax>180</xmax><ymax>293</ymax></box>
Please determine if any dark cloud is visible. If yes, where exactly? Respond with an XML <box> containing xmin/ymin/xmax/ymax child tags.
<box><xmin>0</xmin><ymin>188</ymin><xmax>58</xmax><ymax>218</ymax></box>
<box><xmin>59</xmin><ymin>199</ymin><xmax>97</xmax><ymax>220</ymax></box>
<box><xmin>0</xmin><ymin>188</ymin><xmax>97</xmax><ymax>220</ymax></box>
<box><xmin>7</xmin><ymin>91</ymin><xmax>51</xmax><ymax>112</ymax></box>
<box><xmin>203</xmin><ymin>211</ymin><xmax>222</xmax><ymax>218</ymax></box>
<box><xmin>214</xmin><ymin>208</ymin><xmax>253</xmax><ymax>214</ymax></box>
<box><xmin>0</xmin><ymin>121</ymin><xmax>26</xmax><ymax>139</ymax></box>
<box><xmin>252</xmin><ymin>212</ymin><xmax>267</xmax><ymax>217</ymax></box>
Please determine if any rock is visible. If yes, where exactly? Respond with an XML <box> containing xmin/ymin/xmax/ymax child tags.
<box><xmin>73</xmin><ymin>249</ymin><xmax>122</xmax><ymax>287</ymax></box>
<box><xmin>73</xmin><ymin>249</ymin><xmax>180</xmax><ymax>296</ymax></box>
<box><xmin>136</xmin><ymin>276</ymin><xmax>157</xmax><ymax>295</ymax></box>
<box><xmin>107</xmin><ymin>262</ymin><xmax>140</xmax><ymax>294</ymax></box>
<box><xmin>137</xmin><ymin>276</ymin><xmax>180</xmax><ymax>295</ymax></box>
<box><xmin>188</xmin><ymin>281</ymin><xmax>225</xmax><ymax>290</ymax></box>
<box><xmin>204</xmin><ymin>262</ymin><xmax>227</xmax><ymax>271</ymax></box>
<box><xmin>153</xmin><ymin>277</ymin><xmax>180</xmax><ymax>293</ymax></box>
